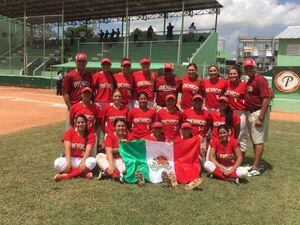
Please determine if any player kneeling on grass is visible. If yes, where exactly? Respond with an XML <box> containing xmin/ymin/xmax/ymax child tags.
<box><xmin>96</xmin><ymin>118</ymin><xmax>127</xmax><ymax>183</ymax></box>
<box><xmin>204</xmin><ymin>124</ymin><xmax>248</xmax><ymax>184</ymax></box>
<box><xmin>53</xmin><ymin>114</ymin><xmax>97</xmax><ymax>181</ymax></box>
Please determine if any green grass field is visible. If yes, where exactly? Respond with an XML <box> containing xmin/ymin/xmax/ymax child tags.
<box><xmin>1</xmin><ymin>120</ymin><xmax>300</xmax><ymax>225</ymax></box>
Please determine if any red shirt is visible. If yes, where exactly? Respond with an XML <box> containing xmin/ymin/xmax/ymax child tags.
<box><xmin>69</xmin><ymin>102</ymin><xmax>101</xmax><ymax>133</ymax></box>
<box><xmin>245</xmin><ymin>73</ymin><xmax>270</xmax><ymax>110</ymax></box>
<box><xmin>102</xmin><ymin>103</ymin><xmax>129</xmax><ymax>134</ymax></box>
<box><xmin>182</xmin><ymin>108</ymin><xmax>209</xmax><ymax>138</ymax></box>
<box><xmin>63</xmin><ymin>129</ymin><xmax>95</xmax><ymax>157</ymax></box>
<box><xmin>156</xmin><ymin>107</ymin><xmax>181</xmax><ymax>140</ymax></box>
<box><xmin>226</xmin><ymin>81</ymin><xmax>247</xmax><ymax>110</ymax></box>
<box><xmin>62</xmin><ymin>69</ymin><xmax>93</xmax><ymax>105</ymax></box>
<box><xmin>113</xmin><ymin>72</ymin><xmax>134</xmax><ymax>105</ymax></box>
<box><xmin>93</xmin><ymin>71</ymin><xmax>115</xmax><ymax>103</ymax></box>
<box><xmin>104</xmin><ymin>132</ymin><xmax>127</xmax><ymax>158</ymax></box>
<box><xmin>144</xmin><ymin>134</ymin><xmax>171</xmax><ymax>142</ymax></box>
<box><xmin>155</xmin><ymin>75</ymin><xmax>182</xmax><ymax>107</ymax></box>
<box><xmin>210</xmin><ymin>137</ymin><xmax>238</xmax><ymax>167</ymax></box>
<box><xmin>128</xmin><ymin>107</ymin><xmax>156</xmax><ymax>139</ymax></box>
<box><xmin>180</xmin><ymin>75</ymin><xmax>203</xmax><ymax>109</ymax></box>
<box><xmin>203</xmin><ymin>78</ymin><xmax>228</xmax><ymax>108</ymax></box>
<box><xmin>208</xmin><ymin>111</ymin><xmax>240</xmax><ymax>139</ymax></box>
<box><xmin>132</xmin><ymin>70</ymin><xmax>157</xmax><ymax>101</ymax></box>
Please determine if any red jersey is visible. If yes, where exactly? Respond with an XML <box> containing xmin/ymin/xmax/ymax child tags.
<box><xmin>132</xmin><ymin>70</ymin><xmax>157</xmax><ymax>101</ymax></box>
<box><xmin>93</xmin><ymin>71</ymin><xmax>115</xmax><ymax>103</ymax></box>
<box><xmin>208</xmin><ymin>111</ymin><xmax>240</xmax><ymax>139</ymax></box>
<box><xmin>226</xmin><ymin>81</ymin><xmax>247</xmax><ymax>110</ymax></box>
<box><xmin>245</xmin><ymin>73</ymin><xmax>270</xmax><ymax>110</ymax></box>
<box><xmin>69</xmin><ymin>102</ymin><xmax>101</xmax><ymax>133</ymax></box>
<box><xmin>63</xmin><ymin>129</ymin><xmax>95</xmax><ymax>157</ymax></box>
<box><xmin>104</xmin><ymin>132</ymin><xmax>127</xmax><ymax>158</ymax></box>
<box><xmin>155</xmin><ymin>75</ymin><xmax>182</xmax><ymax>107</ymax></box>
<box><xmin>182</xmin><ymin>108</ymin><xmax>209</xmax><ymax>138</ymax></box>
<box><xmin>144</xmin><ymin>134</ymin><xmax>171</xmax><ymax>142</ymax></box>
<box><xmin>113</xmin><ymin>72</ymin><xmax>134</xmax><ymax>105</ymax></box>
<box><xmin>62</xmin><ymin>69</ymin><xmax>93</xmax><ymax>105</ymax></box>
<box><xmin>180</xmin><ymin>75</ymin><xmax>203</xmax><ymax>109</ymax></box>
<box><xmin>102</xmin><ymin>103</ymin><xmax>129</xmax><ymax>134</ymax></box>
<box><xmin>156</xmin><ymin>108</ymin><xmax>181</xmax><ymax>140</ymax></box>
<box><xmin>128</xmin><ymin>108</ymin><xmax>156</xmax><ymax>139</ymax></box>
<box><xmin>203</xmin><ymin>78</ymin><xmax>228</xmax><ymax>108</ymax></box>
<box><xmin>210</xmin><ymin>137</ymin><xmax>238</xmax><ymax>167</ymax></box>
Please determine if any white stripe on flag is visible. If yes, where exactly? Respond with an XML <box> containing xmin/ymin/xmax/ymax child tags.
<box><xmin>145</xmin><ymin>140</ymin><xmax>175</xmax><ymax>183</ymax></box>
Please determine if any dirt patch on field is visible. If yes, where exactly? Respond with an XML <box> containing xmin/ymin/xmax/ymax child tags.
<box><xmin>0</xmin><ymin>86</ymin><xmax>299</xmax><ymax>136</ymax></box>
<box><xmin>0</xmin><ymin>86</ymin><xmax>66</xmax><ymax>135</ymax></box>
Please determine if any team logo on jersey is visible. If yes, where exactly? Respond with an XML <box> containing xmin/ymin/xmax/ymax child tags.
<box><xmin>275</xmin><ymin>71</ymin><xmax>300</xmax><ymax>93</ymax></box>
<box><xmin>149</xmin><ymin>155</ymin><xmax>172</xmax><ymax>171</ymax></box>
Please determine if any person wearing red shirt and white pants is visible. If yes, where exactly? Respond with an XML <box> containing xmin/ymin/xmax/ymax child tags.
<box><xmin>202</xmin><ymin>65</ymin><xmax>227</xmax><ymax>112</ymax></box>
<box><xmin>156</xmin><ymin>94</ymin><xmax>182</xmax><ymax>141</ymax></box>
<box><xmin>93</xmin><ymin>58</ymin><xmax>116</xmax><ymax>107</ymax></box>
<box><xmin>53</xmin><ymin>114</ymin><xmax>97</xmax><ymax>181</ymax></box>
<box><xmin>155</xmin><ymin>62</ymin><xmax>181</xmax><ymax>109</ymax></box>
<box><xmin>69</xmin><ymin>87</ymin><xmax>102</xmax><ymax>157</ymax></box>
<box><xmin>225</xmin><ymin>65</ymin><xmax>248</xmax><ymax>157</ymax></box>
<box><xmin>180</xmin><ymin>63</ymin><xmax>203</xmax><ymax>110</ymax></box>
<box><xmin>243</xmin><ymin>58</ymin><xmax>270</xmax><ymax>176</ymax></box>
<box><xmin>132</xmin><ymin>58</ymin><xmax>157</xmax><ymax>108</ymax></box>
<box><xmin>113</xmin><ymin>58</ymin><xmax>134</xmax><ymax>109</ymax></box>
<box><xmin>62</xmin><ymin>53</ymin><xmax>93</xmax><ymax>130</ymax></box>
<box><xmin>204</xmin><ymin>124</ymin><xmax>248</xmax><ymax>184</ymax></box>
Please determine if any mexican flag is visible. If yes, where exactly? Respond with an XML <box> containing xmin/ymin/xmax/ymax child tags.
<box><xmin>119</xmin><ymin>136</ymin><xmax>200</xmax><ymax>184</ymax></box>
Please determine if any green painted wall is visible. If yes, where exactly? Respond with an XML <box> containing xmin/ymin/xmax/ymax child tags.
<box><xmin>277</xmin><ymin>39</ymin><xmax>300</xmax><ymax>66</ymax></box>
<box><xmin>191</xmin><ymin>32</ymin><xmax>218</xmax><ymax>70</ymax></box>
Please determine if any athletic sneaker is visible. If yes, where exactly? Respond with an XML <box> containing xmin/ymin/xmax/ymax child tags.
<box><xmin>161</xmin><ymin>171</ymin><xmax>171</xmax><ymax>188</ymax></box>
<box><xmin>135</xmin><ymin>170</ymin><xmax>145</xmax><ymax>187</ymax></box>
<box><xmin>227</xmin><ymin>177</ymin><xmax>240</xmax><ymax>185</ymax></box>
<box><xmin>247</xmin><ymin>167</ymin><xmax>261</xmax><ymax>177</ymax></box>
<box><xmin>168</xmin><ymin>171</ymin><xmax>179</xmax><ymax>189</ymax></box>
<box><xmin>114</xmin><ymin>173</ymin><xmax>124</xmax><ymax>184</ymax></box>
<box><xmin>54</xmin><ymin>173</ymin><xmax>68</xmax><ymax>182</ymax></box>
<box><xmin>98</xmin><ymin>171</ymin><xmax>105</xmax><ymax>180</ymax></box>
<box><xmin>185</xmin><ymin>178</ymin><xmax>203</xmax><ymax>190</ymax></box>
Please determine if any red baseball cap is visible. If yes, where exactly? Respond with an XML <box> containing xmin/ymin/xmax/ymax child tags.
<box><xmin>192</xmin><ymin>94</ymin><xmax>204</xmax><ymax>101</ymax></box>
<box><xmin>121</xmin><ymin>59</ymin><xmax>131</xmax><ymax>66</ymax></box>
<box><xmin>242</xmin><ymin>58</ymin><xmax>256</xmax><ymax>67</ymax></box>
<box><xmin>75</xmin><ymin>53</ymin><xmax>87</xmax><ymax>61</ymax></box>
<box><xmin>181</xmin><ymin>122</ymin><xmax>192</xmax><ymax>129</ymax></box>
<box><xmin>218</xmin><ymin>96</ymin><xmax>229</xmax><ymax>103</ymax></box>
<box><xmin>163</xmin><ymin>62</ymin><xmax>174</xmax><ymax>70</ymax></box>
<box><xmin>152</xmin><ymin>122</ymin><xmax>163</xmax><ymax>128</ymax></box>
<box><xmin>81</xmin><ymin>86</ymin><xmax>92</xmax><ymax>94</ymax></box>
<box><xmin>140</xmin><ymin>58</ymin><xmax>151</xmax><ymax>64</ymax></box>
<box><xmin>101</xmin><ymin>58</ymin><xmax>111</xmax><ymax>65</ymax></box>
<box><xmin>165</xmin><ymin>94</ymin><xmax>176</xmax><ymax>101</ymax></box>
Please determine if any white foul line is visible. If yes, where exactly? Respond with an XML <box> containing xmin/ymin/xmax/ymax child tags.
<box><xmin>0</xmin><ymin>96</ymin><xmax>66</xmax><ymax>108</ymax></box>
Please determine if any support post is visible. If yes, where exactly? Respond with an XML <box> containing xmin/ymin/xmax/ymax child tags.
<box><xmin>61</xmin><ymin>0</ymin><xmax>65</xmax><ymax>64</ymax></box>
<box><xmin>214</xmin><ymin>8</ymin><xmax>219</xmax><ymax>32</ymax></box>
<box><xmin>177</xmin><ymin>0</ymin><xmax>185</xmax><ymax>65</ymax></box>
<box><xmin>8</xmin><ymin>18</ymin><xmax>11</xmax><ymax>71</ymax></box>
<box><xmin>43</xmin><ymin>16</ymin><xmax>46</xmax><ymax>71</ymax></box>
<box><xmin>23</xmin><ymin>1</ymin><xmax>27</xmax><ymax>75</ymax></box>
<box><xmin>163</xmin><ymin>13</ymin><xmax>167</xmax><ymax>36</ymax></box>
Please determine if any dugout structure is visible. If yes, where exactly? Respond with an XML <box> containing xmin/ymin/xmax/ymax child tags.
<box><xmin>0</xmin><ymin>0</ymin><xmax>222</xmax><ymax>88</ymax></box>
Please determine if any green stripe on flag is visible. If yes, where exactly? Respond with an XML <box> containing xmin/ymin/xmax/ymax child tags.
<box><xmin>119</xmin><ymin>140</ymin><xmax>150</xmax><ymax>183</ymax></box>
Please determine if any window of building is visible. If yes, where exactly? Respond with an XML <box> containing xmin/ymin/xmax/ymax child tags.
<box><xmin>287</xmin><ymin>45</ymin><xmax>300</xmax><ymax>56</ymax></box>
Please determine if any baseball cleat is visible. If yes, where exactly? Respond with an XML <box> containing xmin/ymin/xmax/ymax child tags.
<box><xmin>114</xmin><ymin>173</ymin><xmax>124</xmax><ymax>184</ymax></box>
<box><xmin>247</xmin><ymin>167</ymin><xmax>260</xmax><ymax>177</ymax></box>
<box><xmin>185</xmin><ymin>177</ymin><xmax>203</xmax><ymax>190</ymax></box>
<box><xmin>168</xmin><ymin>171</ymin><xmax>178</xmax><ymax>188</ymax></box>
<box><xmin>161</xmin><ymin>171</ymin><xmax>171</xmax><ymax>188</ymax></box>
<box><xmin>135</xmin><ymin>170</ymin><xmax>145</xmax><ymax>187</ymax></box>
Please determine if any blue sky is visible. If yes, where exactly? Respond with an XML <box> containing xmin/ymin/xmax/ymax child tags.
<box><xmin>97</xmin><ymin>0</ymin><xmax>300</xmax><ymax>59</ymax></box>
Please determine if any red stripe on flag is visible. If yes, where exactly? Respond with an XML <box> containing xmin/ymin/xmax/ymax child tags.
<box><xmin>174</xmin><ymin>136</ymin><xmax>201</xmax><ymax>184</ymax></box>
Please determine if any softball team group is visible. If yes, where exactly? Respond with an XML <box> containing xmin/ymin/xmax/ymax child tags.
<box><xmin>53</xmin><ymin>53</ymin><xmax>271</xmax><ymax>188</ymax></box>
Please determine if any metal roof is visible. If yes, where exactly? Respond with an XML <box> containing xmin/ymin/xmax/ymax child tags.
<box><xmin>0</xmin><ymin>0</ymin><xmax>222</xmax><ymax>23</ymax></box>
<box><xmin>275</xmin><ymin>26</ymin><xmax>300</xmax><ymax>39</ymax></box>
